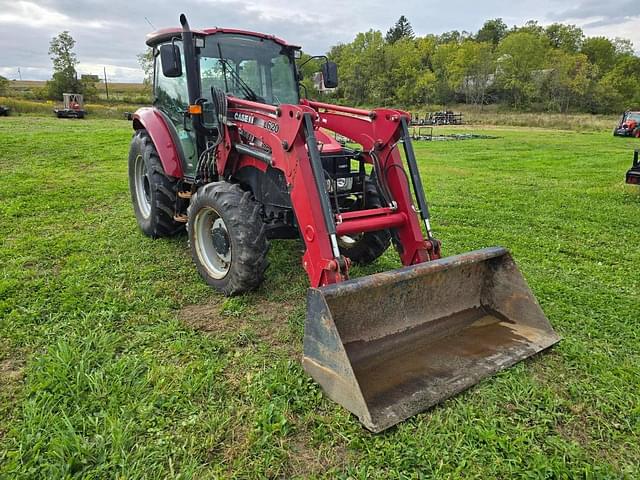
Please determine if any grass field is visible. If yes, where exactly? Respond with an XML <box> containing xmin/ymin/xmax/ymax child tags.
<box><xmin>0</xmin><ymin>117</ymin><xmax>639</xmax><ymax>478</ymax></box>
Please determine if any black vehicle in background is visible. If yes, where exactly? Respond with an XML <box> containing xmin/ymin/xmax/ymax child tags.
<box><xmin>626</xmin><ymin>150</ymin><xmax>640</xmax><ymax>185</ymax></box>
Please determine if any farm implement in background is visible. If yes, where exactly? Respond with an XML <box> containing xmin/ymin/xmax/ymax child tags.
<box><xmin>54</xmin><ymin>93</ymin><xmax>85</xmax><ymax>119</ymax></box>
<box><xmin>410</xmin><ymin>126</ymin><xmax>498</xmax><ymax>141</ymax></box>
<box><xmin>127</xmin><ymin>14</ymin><xmax>559</xmax><ymax>432</ymax></box>
<box><xmin>411</xmin><ymin>111</ymin><xmax>464</xmax><ymax>126</ymax></box>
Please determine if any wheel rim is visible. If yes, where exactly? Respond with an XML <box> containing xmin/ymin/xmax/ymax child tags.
<box><xmin>134</xmin><ymin>154</ymin><xmax>152</xmax><ymax>218</ymax></box>
<box><xmin>193</xmin><ymin>207</ymin><xmax>232</xmax><ymax>279</ymax></box>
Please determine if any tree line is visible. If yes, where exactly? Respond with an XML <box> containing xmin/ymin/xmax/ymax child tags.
<box><xmin>308</xmin><ymin>17</ymin><xmax>640</xmax><ymax>113</ymax></box>
<box><xmin>5</xmin><ymin>18</ymin><xmax>637</xmax><ymax>115</ymax></box>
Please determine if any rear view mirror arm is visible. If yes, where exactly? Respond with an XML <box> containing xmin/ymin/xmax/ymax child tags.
<box><xmin>297</xmin><ymin>54</ymin><xmax>329</xmax><ymax>69</ymax></box>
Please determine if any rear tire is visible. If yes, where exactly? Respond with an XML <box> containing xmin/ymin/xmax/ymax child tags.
<box><xmin>188</xmin><ymin>181</ymin><xmax>269</xmax><ymax>295</ymax></box>
<box><xmin>338</xmin><ymin>179</ymin><xmax>391</xmax><ymax>265</ymax></box>
<box><xmin>128</xmin><ymin>129</ymin><xmax>183</xmax><ymax>238</ymax></box>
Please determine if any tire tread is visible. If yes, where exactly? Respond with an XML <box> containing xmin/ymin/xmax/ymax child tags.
<box><xmin>129</xmin><ymin>130</ymin><xmax>183</xmax><ymax>238</ymax></box>
<box><xmin>187</xmin><ymin>181</ymin><xmax>269</xmax><ymax>295</ymax></box>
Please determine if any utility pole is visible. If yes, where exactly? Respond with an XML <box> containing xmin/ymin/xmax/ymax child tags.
<box><xmin>103</xmin><ymin>67</ymin><xmax>109</xmax><ymax>100</ymax></box>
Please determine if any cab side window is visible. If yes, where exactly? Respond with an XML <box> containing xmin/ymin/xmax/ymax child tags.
<box><xmin>154</xmin><ymin>42</ymin><xmax>188</xmax><ymax>118</ymax></box>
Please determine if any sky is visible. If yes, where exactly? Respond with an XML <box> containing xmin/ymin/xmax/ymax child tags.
<box><xmin>0</xmin><ymin>0</ymin><xmax>638</xmax><ymax>83</ymax></box>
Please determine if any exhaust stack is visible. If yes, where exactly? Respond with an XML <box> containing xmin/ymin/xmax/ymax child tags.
<box><xmin>180</xmin><ymin>13</ymin><xmax>200</xmax><ymax>107</ymax></box>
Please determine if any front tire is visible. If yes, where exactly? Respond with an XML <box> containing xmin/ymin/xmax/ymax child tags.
<box><xmin>128</xmin><ymin>130</ymin><xmax>183</xmax><ymax>238</ymax></box>
<box><xmin>188</xmin><ymin>181</ymin><xmax>269</xmax><ymax>295</ymax></box>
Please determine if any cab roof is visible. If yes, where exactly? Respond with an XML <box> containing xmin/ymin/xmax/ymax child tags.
<box><xmin>145</xmin><ymin>27</ymin><xmax>300</xmax><ymax>49</ymax></box>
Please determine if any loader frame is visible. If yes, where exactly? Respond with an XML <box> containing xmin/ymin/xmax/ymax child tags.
<box><xmin>222</xmin><ymin>99</ymin><xmax>440</xmax><ymax>287</ymax></box>
<box><xmin>135</xmin><ymin>98</ymin><xmax>440</xmax><ymax>287</ymax></box>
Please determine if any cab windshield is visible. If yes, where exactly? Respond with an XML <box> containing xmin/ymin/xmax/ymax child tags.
<box><xmin>199</xmin><ymin>33</ymin><xmax>299</xmax><ymax>106</ymax></box>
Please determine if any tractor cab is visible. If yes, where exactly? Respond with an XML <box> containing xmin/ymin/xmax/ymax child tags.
<box><xmin>147</xmin><ymin>28</ymin><xmax>302</xmax><ymax>107</ymax></box>
<box><xmin>145</xmin><ymin>25</ymin><xmax>337</xmax><ymax>179</ymax></box>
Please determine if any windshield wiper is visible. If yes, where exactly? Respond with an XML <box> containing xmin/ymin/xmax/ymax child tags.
<box><xmin>216</xmin><ymin>43</ymin><xmax>260</xmax><ymax>102</ymax></box>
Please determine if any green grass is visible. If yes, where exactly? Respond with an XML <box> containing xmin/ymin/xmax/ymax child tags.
<box><xmin>0</xmin><ymin>116</ymin><xmax>639</xmax><ymax>478</ymax></box>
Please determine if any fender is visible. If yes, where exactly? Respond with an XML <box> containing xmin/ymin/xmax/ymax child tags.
<box><xmin>132</xmin><ymin>107</ymin><xmax>184</xmax><ymax>178</ymax></box>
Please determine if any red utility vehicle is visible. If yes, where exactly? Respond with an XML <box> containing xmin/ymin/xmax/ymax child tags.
<box><xmin>613</xmin><ymin>111</ymin><xmax>640</xmax><ymax>137</ymax></box>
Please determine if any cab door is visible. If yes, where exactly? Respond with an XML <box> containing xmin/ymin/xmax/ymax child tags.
<box><xmin>154</xmin><ymin>41</ymin><xmax>198</xmax><ymax>177</ymax></box>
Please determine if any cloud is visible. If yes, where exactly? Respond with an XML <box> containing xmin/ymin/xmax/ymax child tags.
<box><xmin>0</xmin><ymin>0</ymin><xmax>637</xmax><ymax>82</ymax></box>
<box><xmin>550</xmin><ymin>0</ymin><xmax>638</xmax><ymax>27</ymax></box>
<box><xmin>0</xmin><ymin>1</ymin><xmax>110</xmax><ymax>29</ymax></box>
<box><xmin>77</xmin><ymin>63</ymin><xmax>144</xmax><ymax>83</ymax></box>
<box><xmin>548</xmin><ymin>0</ymin><xmax>639</xmax><ymax>53</ymax></box>
<box><xmin>0</xmin><ymin>66</ymin><xmax>50</xmax><ymax>80</ymax></box>
<box><xmin>0</xmin><ymin>1</ymin><xmax>69</xmax><ymax>28</ymax></box>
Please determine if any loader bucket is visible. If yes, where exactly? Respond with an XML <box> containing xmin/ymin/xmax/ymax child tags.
<box><xmin>302</xmin><ymin>246</ymin><xmax>560</xmax><ymax>432</ymax></box>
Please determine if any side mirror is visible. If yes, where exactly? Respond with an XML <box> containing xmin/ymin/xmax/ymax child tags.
<box><xmin>160</xmin><ymin>44</ymin><xmax>182</xmax><ymax>78</ymax></box>
<box><xmin>321</xmin><ymin>61</ymin><xmax>338</xmax><ymax>89</ymax></box>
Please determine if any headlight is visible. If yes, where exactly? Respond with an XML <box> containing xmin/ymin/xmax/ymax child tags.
<box><xmin>326</xmin><ymin>177</ymin><xmax>353</xmax><ymax>193</ymax></box>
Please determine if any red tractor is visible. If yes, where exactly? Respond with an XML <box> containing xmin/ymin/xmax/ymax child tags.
<box><xmin>128</xmin><ymin>15</ymin><xmax>559</xmax><ymax>432</ymax></box>
<box><xmin>613</xmin><ymin>111</ymin><xmax>640</xmax><ymax>137</ymax></box>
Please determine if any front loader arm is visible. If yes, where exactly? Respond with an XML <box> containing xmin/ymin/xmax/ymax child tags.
<box><xmin>220</xmin><ymin>97</ymin><xmax>345</xmax><ymax>287</ymax></box>
<box><xmin>218</xmin><ymin>97</ymin><xmax>439</xmax><ymax>288</ymax></box>
<box><xmin>303</xmin><ymin>99</ymin><xmax>440</xmax><ymax>265</ymax></box>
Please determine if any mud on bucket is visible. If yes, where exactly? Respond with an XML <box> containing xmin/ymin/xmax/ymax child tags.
<box><xmin>302</xmin><ymin>246</ymin><xmax>560</xmax><ymax>432</ymax></box>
